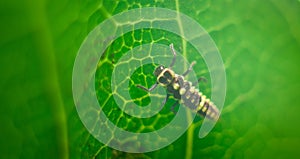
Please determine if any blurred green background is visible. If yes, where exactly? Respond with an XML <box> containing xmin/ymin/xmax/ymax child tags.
<box><xmin>1</xmin><ymin>0</ymin><xmax>300</xmax><ymax>158</ymax></box>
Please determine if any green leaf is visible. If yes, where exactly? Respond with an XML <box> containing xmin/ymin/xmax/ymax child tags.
<box><xmin>1</xmin><ymin>0</ymin><xmax>300</xmax><ymax>159</ymax></box>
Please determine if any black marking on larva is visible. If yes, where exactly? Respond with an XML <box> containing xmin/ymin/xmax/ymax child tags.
<box><xmin>203</xmin><ymin>102</ymin><xmax>209</xmax><ymax>112</ymax></box>
<box><xmin>158</xmin><ymin>76</ymin><xmax>168</xmax><ymax>84</ymax></box>
<box><xmin>166</xmin><ymin>80</ymin><xmax>181</xmax><ymax>99</ymax></box>
<box><xmin>198</xmin><ymin>101</ymin><xmax>219</xmax><ymax>120</ymax></box>
<box><xmin>184</xmin><ymin>89</ymin><xmax>191</xmax><ymax>98</ymax></box>
<box><xmin>191</xmin><ymin>92</ymin><xmax>200</xmax><ymax>108</ymax></box>
<box><xmin>181</xmin><ymin>82</ymin><xmax>200</xmax><ymax>110</ymax></box>
<box><xmin>173</xmin><ymin>90</ymin><xmax>181</xmax><ymax>99</ymax></box>
<box><xmin>166</xmin><ymin>84</ymin><xmax>175</xmax><ymax>92</ymax></box>
<box><xmin>154</xmin><ymin>65</ymin><xmax>165</xmax><ymax>76</ymax></box>
<box><xmin>163</xmin><ymin>71</ymin><xmax>172</xmax><ymax>80</ymax></box>
<box><xmin>136</xmin><ymin>44</ymin><xmax>220</xmax><ymax>121</ymax></box>
<box><xmin>171</xmin><ymin>87</ymin><xmax>181</xmax><ymax>99</ymax></box>
<box><xmin>198</xmin><ymin>95</ymin><xmax>202</xmax><ymax>105</ymax></box>
<box><xmin>177</xmin><ymin>76</ymin><xmax>184</xmax><ymax>86</ymax></box>
<box><xmin>184</xmin><ymin>82</ymin><xmax>191</xmax><ymax>90</ymax></box>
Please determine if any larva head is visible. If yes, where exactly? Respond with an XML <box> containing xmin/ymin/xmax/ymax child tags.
<box><xmin>153</xmin><ymin>65</ymin><xmax>165</xmax><ymax>77</ymax></box>
<box><xmin>154</xmin><ymin>65</ymin><xmax>175</xmax><ymax>86</ymax></box>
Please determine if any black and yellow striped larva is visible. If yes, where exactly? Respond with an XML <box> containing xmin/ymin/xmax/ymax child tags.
<box><xmin>137</xmin><ymin>44</ymin><xmax>220</xmax><ymax>121</ymax></box>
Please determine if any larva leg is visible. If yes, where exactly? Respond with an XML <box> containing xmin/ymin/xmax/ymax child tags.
<box><xmin>170</xmin><ymin>101</ymin><xmax>179</xmax><ymax>114</ymax></box>
<box><xmin>136</xmin><ymin>83</ymin><xmax>158</xmax><ymax>92</ymax></box>
<box><xmin>193</xmin><ymin>76</ymin><xmax>208</xmax><ymax>85</ymax></box>
<box><xmin>182</xmin><ymin>61</ymin><xmax>196</xmax><ymax>77</ymax></box>
<box><xmin>169</xmin><ymin>43</ymin><xmax>177</xmax><ymax>69</ymax></box>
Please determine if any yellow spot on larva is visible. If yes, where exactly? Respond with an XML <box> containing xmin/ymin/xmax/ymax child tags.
<box><xmin>200</xmin><ymin>95</ymin><xmax>206</xmax><ymax>107</ymax></box>
<box><xmin>157</xmin><ymin>74</ymin><xmax>163</xmax><ymax>79</ymax></box>
<box><xmin>199</xmin><ymin>92</ymin><xmax>203</xmax><ymax>96</ymax></box>
<box><xmin>173</xmin><ymin>83</ymin><xmax>179</xmax><ymax>90</ymax></box>
<box><xmin>179</xmin><ymin>88</ymin><xmax>186</xmax><ymax>95</ymax></box>
<box><xmin>202</xmin><ymin>105</ymin><xmax>208</xmax><ymax>112</ymax></box>
<box><xmin>186</xmin><ymin>94</ymin><xmax>191</xmax><ymax>99</ymax></box>
<box><xmin>191</xmin><ymin>98</ymin><xmax>195</xmax><ymax>103</ymax></box>
<box><xmin>190</xmin><ymin>87</ymin><xmax>195</xmax><ymax>93</ymax></box>
<box><xmin>206</xmin><ymin>108</ymin><xmax>211</xmax><ymax>116</ymax></box>
<box><xmin>197</xmin><ymin>104</ymin><xmax>203</xmax><ymax>111</ymax></box>
<box><xmin>210</xmin><ymin>112</ymin><xmax>215</xmax><ymax>119</ymax></box>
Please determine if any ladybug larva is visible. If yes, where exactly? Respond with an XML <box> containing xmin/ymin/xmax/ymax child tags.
<box><xmin>137</xmin><ymin>44</ymin><xmax>220</xmax><ymax>121</ymax></box>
